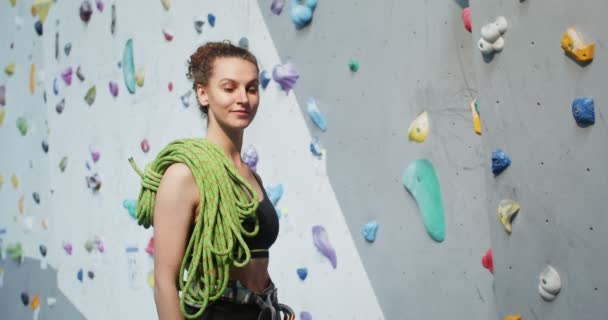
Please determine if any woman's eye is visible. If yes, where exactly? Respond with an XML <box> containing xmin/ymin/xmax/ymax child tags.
<box><xmin>223</xmin><ymin>87</ymin><xmax>234</xmax><ymax>92</ymax></box>
<box><xmin>247</xmin><ymin>87</ymin><xmax>259</xmax><ymax>93</ymax></box>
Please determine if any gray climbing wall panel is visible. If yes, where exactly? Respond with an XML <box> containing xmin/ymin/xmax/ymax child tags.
<box><xmin>259</xmin><ymin>0</ymin><xmax>497</xmax><ymax>318</ymax></box>
<box><xmin>471</xmin><ymin>0</ymin><xmax>608</xmax><ymax>319</ymax></box>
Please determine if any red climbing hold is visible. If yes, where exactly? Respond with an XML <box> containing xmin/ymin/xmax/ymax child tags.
<box><xmin>482</xmin><ymin>248</ymin><xmax>494</xmax><ymax>273</ymax></box>
<box><xmin>168</xmin><ymin>81</ymin><xmax>173</xmax><ymax>92</ymax></box>
<box><xmin>462</xmin><ymin>8</ymin><xmax>472</xmax><ymax>33</ymax></box>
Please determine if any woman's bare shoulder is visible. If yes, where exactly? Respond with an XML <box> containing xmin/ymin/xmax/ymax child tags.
<box><xmin>158</xmin><ymin>163</ymin><xmax>199</xmax><ymax>205</ymax></box>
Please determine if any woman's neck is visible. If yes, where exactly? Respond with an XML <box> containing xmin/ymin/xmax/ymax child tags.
<box><xmin>205</xmin><ymin>126</ymin><xmax>245</xmax><ymax>167</ymax></box>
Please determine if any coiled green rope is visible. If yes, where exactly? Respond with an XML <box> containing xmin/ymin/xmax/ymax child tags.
<box><xmin>128</xmin><ymin>138</ymin><xmax>260</xmax><ymax>319</ymax></box>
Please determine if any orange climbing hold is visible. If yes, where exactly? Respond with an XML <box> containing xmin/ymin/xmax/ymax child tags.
<box><xmin>31</xmin><ymin>293</ymin><xmax>40</xmax><ymax>309</ymax></box>
<box><xmin>504</xmin><ymin>315</ymin><xmax>522</xmax><ymax>320</ymax></box>
<box><xmin>561</xmin><ymin>27</ymin><xmax>594</xmax><ymax>63</ymax></box>
<box><xmin>29</xmin><ymin>64</ymin><xmax>36</xmax><ymax>93</ymax></box>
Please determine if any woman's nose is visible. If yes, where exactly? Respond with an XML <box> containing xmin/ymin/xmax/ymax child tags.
<box><xmin>237</xmin><ymin>88</ymin><xmax>249</xmax><ymax>104</ymax></box>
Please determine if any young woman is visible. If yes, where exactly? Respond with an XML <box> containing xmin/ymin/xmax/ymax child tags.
<box><xmin>145</xmin><ymin>41</ymin><xmax>293</xmax><ymax>320</ymax></box>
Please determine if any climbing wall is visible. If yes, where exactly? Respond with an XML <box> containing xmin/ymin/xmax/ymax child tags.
<box><xmin>470</xmin><ymin>0</ymin><xmax>608</xmax><ymax>319</ymax></box>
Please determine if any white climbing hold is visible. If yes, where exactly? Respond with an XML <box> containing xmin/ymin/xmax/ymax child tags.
<box><xmin>494</xmin><ymin>16</ymin><xmax>508</xmax><ymax>34</ymax></box>
<box><xmin>539</xmin><ymin>265</ymin><xmax>561</xmax><ymax>301</ymax></box>
<box><xmin>478</xmin><ymin>38</ymin><xmax>494</xmax><ymax>54</ymax></box>
<box><xmin>481</xmin><ymin>23</ymin><xmax>501</xmax><ymax>43</ymax></box>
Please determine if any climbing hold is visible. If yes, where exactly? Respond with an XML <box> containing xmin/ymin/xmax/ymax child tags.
<box><xmin>95</xmin><ymin>236</ymin><xmax>105</xmax><ymax>253</ymax></box>
<box><xmin>561</xmin><ymin>27</ymin><xmax>594</xmax><ymax>63</ymax></box>
<box><xmin>84</xmin><ymin>86</ymin><xmax>96</xmax><ymax>106</ymax></box>
<box><xmin>272</xmin><ymin>63</ymin><xmax>299</xmax><ymax>93</ymax></box>
<box><xmin>168</xmin><ymin>81</ymin><xmax>173</xmax><ymax>92</ymax></box>
<box><xmin>362</xmin><ymin>220</ymin><xmax>378</xmax><ymax>242</ymax></box>
<box><xmin>238</xmin><ymin>37</ymin><xmax>249</xmax><ymax>49</ymax></box>
<box><xmin>145</xmin><ymin>237</ymin><xmax>154</xmax><ymax>255</ymax></box>
<box><xmin>95</xmin><ymin>0</ymin><xmax>104</xmax><ymax>12</ymax></box>
<box><xmin>208</xmin><ymin>13</ymin><xmax>216</xmax><ymax>27</ymax></box>
<box><xmin>161</xmin><ymin>0</ymin><xmax>171</xmax><ymax>10</ymax></box>
<box><xmin>80</xmin><ymin>1</ymin><xmax>93</xmax><ymax>23</ymax></box>
<box><xmin>16</xmin><ymin>117</ymin><xmax>28</xmax><ymax>136</ymax></box>
<box><xmin>147</xmin><ymin>269</ymin><xmax>155</xmax><ymax>288</ymax></box>
<box><xmin>111</xmin><ymin>3</ymin><xmax>116</xmax><ymax>35</ymax></box>
<box><xmin>34</xmin><ymin>20</ymin><xmax>43</xmax><ymax>36</ymax></box>
<box><xmin>296</xmin><ymin>267</ymin><xmax>308</xmax><ymax>280</ymax></box>
<box><xmin>408</xmin><ymin>111</ymin><xmax>429</xmax><ymax>142</ymax></box>
<box><xmin>59</xmin><ymin>156</ymin><xmax>68</xmax><ymax>172</ymax></box>
<box><xmin>55</xmin><ymin>98</ymin><xmax>65</xmax><ymax>114</ymax></box>
<box><xmin>481</xmin><ymin>22</ymin><xmax>501</xmax><ymax>43</ymax></box>
<box><xmin>86</xmin><ymin>173</ymin><xmax>102</xmax><ymax>192</ymax></box>
<box><xmin>312</xmin><ymin>225</ymin><xmax>337</xmax><ymax>268</ymax></box>
<box><xmin>462</xmin><ymin>7</ymin><xmax>471</xmax><ymax>32</ymax></box>
<box><xmin>271</xmin><ymin>0</ymin><xmax>285</xmax><ymax>15</ymax></box>
<box><xmin>123</xmin><ymin>199</ymin><xmax>137</xmax><ymax>218</ymax></box>
<box><xmin>402</xmin><ymin>159</ymin><xmax>445</xmax><ymax>242</ymax></box>
<box><xmin>504</xmin><ymin>316</ymin><xmax>522</xmax><ymax>320</ymax></box>
<box><xmin>539</xmin><ymin>265</ymin><xmax>561</xmax><ymax>301</ymax></box>
<box><xmin>0</xmin><ymin>175</ymin><xmax>3</xmax><ymax>189</ymax></box>
<box><xmin>0</xmin><ymin>85</ymin><xmax>5</xmax><ymax>105</ymax></box>
<box><xmin>11</xmin><ymin>174</ymin><xmax>19</xmax><ymax>188</ymax></box>
<box><xmin>76</xmin><ymin>66</ymin><xmax>85</xmax><ymax>81</ymax></box>
<box><xmin>33</xmin><ymin>192</ymin><xmax>40</xmax><ymax>204</ymax></box>
<box><xmin>0</xmin><ymin>109</ymin><xmax>4</xmax><ymax>125</ymax></box>
<box><xmin>348</xmin><ymin>58</ymin><xmax>359</xmax><ymax>72</ymax></box>
<box><xmin>123</xmin><ymin>39</ymin><xmax>136</xmax><ymax>94</ymax></box>
<box><xmin>53</xmin><ymin>78</ymin><xmax>59</xmax><ymax>95</ymax></box>
<box><xmin>109</xmin><ymin>81</ymin><xmax>119</xmax><ymax>97</ymax></box>
<box><xmin>492</xmin><ymin>37</ymin><xmax>505</xmax><ymax>52</ymax></box>
<box><xmin>492</xmin><ymin>149</ymin><xmax>511</xmax><ymax>176</ymax></box>
<box><xmin>180</xmin><ymin>90</ymin><xmax>192</xmax><ymax>107</ymax></box>
<box><xmin>42</xmin><ymin>140</ymin><xmax>49</xmax><ymax>153</ymax></box>
<box><xmin>63</xmin><ymin>242</ymin><xmax>73</xmax><ymax>255</ymax></box>
<box><xmin>497</xmin><ymin>199</ymin><xmax>520</xmax><ymax>234</ymax></box>
<box><xmin>32</xmin><ymin>0</ymin><xmax>53</xmax><ymax>23</ymax></box>
<box><xmin>77</xmin><ymin>268</ymin><xmax>84</xmax><ymax>282</ymax></box>
<box><xmin>5</xmin><ymin>63</ymin><xmax>16</xmax><ymax>76</ymax></box>
<box><xmin>162</xmin><ymin>29</ymin><xmax>174</xmax><ymax>41</ymax></box>
<box><xmin>291</xmin><ymin>0</ymin><xmax>317</xmax><ymax>29</ymax></box>
<box><xmin>9</xmin><ymin>0</ymin><xmax>16</xmax><ymax>6</ymax></box>
<box><xmin>479</xmin><ymin>17</ymin><xmax>508</xmax><ymax>55</ymax></box>
<box><xmin>7</xmin><ymin>243</ymin><xmax>23</xmax><ymax>262</ymax></box>
<box><xmin>470</xmin><ymin>98</ymin><xmax>482</xmax><ymax>135</ymax></box>
<box><xmin>572</xmin><ymin>97</ymin><xmax>595</xmax><ymax>127</ymax></box>
<box><xmin>84</xmin><ymin>239</ymin><xmax>94</xmax><ymax>253</ymax></box>
<box><xmin>90</xmin><ymin>148</ymin><xmax>100</xmax><ymax>163</ymax></box>
<box><xmin>494</xmin><ymin>16</ymin><xmax>508</xmax><ymax>34</ymax></box>
<box><xmin>193</xmin><ymin>16</ymin><xmax>205</xmax><ymax>33</ymax></box>
<box><xmin>300</xmin><ymin>312</ymin><xmax>312</xmax><ymax>320</ymax></box>
<box><xmin>39</xmin><ymin>244</ymin><xmax>47</xmax><ymax>257</ymax></box>
<box><xmin>21</xmin><ymin>292</ymin><xmax>29</xmax><ymax>306</ymax></box>
<box><xmin>259</xmin><ymin>70</ymin><xmax>271</xmax><ymax>89</ymax></box>
<box><xmin>482</xmin><ymin>248</ymin><xmax>493</xmax><ymax>273</ymax></box>
<box><xmin>31</xmin><ymin>293</ymin><xmax>40</xmax><ymax>309</ymax></box>
<box><xmin>134</xmin><ymin>68</ymin><xmax>145</xmax><ymax>87</ymax></box>
<box><xmin>306</xmin><ymin>98</ymin><xmax>327</xmax><ymax>131</ymax></box>
<box><xmin>62</xmin><ymin>67</ymin><xmax>73</xmax><ymax>85</ymax></box>
<box><xmin>29</xmin><ymin>64</ymin><xmax>36</xmax><ymax>93</ymax></box>
<box><xmin>88</xmin><ymin>270</ymin><xmax>95</xmax><ymax>279</ymax></box>
<box><xmin>267</xmin><ymin>184</ymin><xmax>284</xmax><ymax>206</ymax></box>
<box><xmin>242</xmin><ymin>145</ymin><xmax>259</xmax><ymax>171</ymax></box>
<box><xmin>140</xmin><ymin>139</ymin><xmax>150</xmax><ymax>153</ymax></box>
<box><xmin>18</xmin><ymin>194</ymin><xmax>25</xmax><ymax>213</ymax></box>
<box><xmin>41</xmin><ymin>218</ymin><xmax>49</xmax><ymax>230</ymax></box>
<box><xmin>64</xmin><ymin>42</ymin><xmax>72</xmax><ymax>56</ymax></box>
<box><xmin>310</xmin><ymin>136</ymin><xmax>324</xmax><ymax>158</ymax></box>
<box><xmin>47</xmin><ymin>297</ymin><xmax>57</xmax><ymax>307</ymax></box>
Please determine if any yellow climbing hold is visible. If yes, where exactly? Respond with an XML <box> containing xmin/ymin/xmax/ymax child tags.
<box><xmin>5</xmin><ymin>63</ymin><xmax>15</xmax><ymax>76</ymax></box>
<box><xmin>11</xmin><ymin>174</ymin><xmax>19</xmax><ymax>188</ymax></box>
<box><xmin>470</xmin><ymin>98</ymin><xmax>481</xmax><ymax>135</ymax></box>
<box><xmin>161</xmin><ymin>0</ymin><xmax>171</xmax><ymax>10</ymax></box>
<box><xmin>31</xmin><ymin>293</ymin><xmax>40</xmax><ymax>309</ymax></box>
<box><xmin>18</xmin><ymin>195</ymin><xmax>24</xmax><ymax>214</ymax></box>
<box><xmin>504</xmin><ymin>315</ymin><xmax>522</xmax><ymax>320</ymax></box>
<box><xmin>0</xmin><ymin>174</ymin><xmax>3</xmax><ymax>189</ymax></box>
<box><xmin>147</xmin><ymin>269</ymin><xmax>155</xmax><ymax>288</ymax></box>
<box><xmin>29</xmin><ymin>64</ymin><xmax>35</xmax><ymax>93</ymax></box>
<box><xmin>561</xmin><ymin>27</ymin><xmax>594</xmax><ymax>63</ymax></box>
<box><xmin>32</xmin><ymin>0</ymin><xmax>52</xmax><ymax>24</ymax></box>
<box><xmin>408</xmin><ymin>111</ymin><xmax>429</xmax><ymax>142</ymax></box>
<box><xmin>497</xmin><ymin>199</ymin><xmax>520</xmax><ymax>234</ymax></box>
<box><xmin>9</xmin><ymin>0</ymin><xmax>16</xmax><ymax>7</ymax></box>
<box><xmin>135</xmin><ymin>68</ymin><xmax>145</xmax><ymax>87</ymax></box>
<box><xmin>0</xmin><ymin>108</ymin><xmax>5</xmax><ymax>125</ymax></box>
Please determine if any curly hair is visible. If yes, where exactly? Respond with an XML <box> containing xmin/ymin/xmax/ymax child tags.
<box><xmin>186</xmin><ymin>41</ymin><xmax>259</xmax><ymax>116</ymax></box>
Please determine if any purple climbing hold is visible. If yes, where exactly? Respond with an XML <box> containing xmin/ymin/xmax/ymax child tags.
<box><xmin>242</xmin><ymin>145</ymin><xmax>259</xmax><ymax>172</ymax></box>
<box><xmin>271</xmin><ymin>0</ymin><xmax>286</xmax><ymax>15</ymax></box>
<box><xmin>300</xmin><ymin>311</ymin><xmax>312</xmax><ymax>320</ymax></box>
<box><xmin>61</xmin><ymin>67</ymin><xmax>73</xmax><ymax>86</ymax></box>
<box><xmin>297</xmin><ymin>267</ymin><xmax>308</xmax><ymax>280</ymax></box>
<box><xmin>88</xmin><ymin>270</ymin><xmax>95</xmax><ymax>279</ymax></box>
<box><xmin>90</xmin><ymin>148</ymin><xmax>100</xmax><ymax>163</ymax></box>
<box><xmin>491</xmin><ymin>149</ymin><xmax>511</xmax><ymax>176</ymax></box>
<box><xmin>95</xmin><ymin>0</ymin><xmax>104</xmax><ymax>12</ymax></box>
<box><xmin>572</xmin><ymin>97</ymin><xmax>595</xmax><ymax>127</ymax></box>
<box><xmin>80</xmin><ymin>1</ymin><xmax>93</xmax><ymax>24</ymax></box>
<box><xmin>272</xmin><ymin>63</ymin><xmax>299</xmax><ymax>93</ymax></box>
<box><xmin>312</xmin><ymin>225</ymin><xmax>337</xmax><ymax>269</ymax></box>
<box><xmin>109</xmin><ymin>81</ymin><xmax>119</xmax><ymax>97</ymax></box>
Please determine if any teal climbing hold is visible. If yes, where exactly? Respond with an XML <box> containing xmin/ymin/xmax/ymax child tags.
<box><xmin>122</xmin><ymin>39</ymin><xmax>136</xmax><ymax>94</ymax></box>
<box><xmin>402</xmin><ymin>159</ymin><xmax>445</xmax><ymax>242</ymax></box>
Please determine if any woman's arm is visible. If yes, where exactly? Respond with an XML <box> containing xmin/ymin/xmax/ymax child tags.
<box><xmin>153</xmin><ymin>163</ymin><xmax>199</xmax><ymax>320</ymax></box>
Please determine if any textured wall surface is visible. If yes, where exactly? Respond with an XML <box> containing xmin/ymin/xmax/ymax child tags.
<box><xmin>471</xmin><ymin>1</ymin><xmax>608</xmax><ymax>319</ymax></box>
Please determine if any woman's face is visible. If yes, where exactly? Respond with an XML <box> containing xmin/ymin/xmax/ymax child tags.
<box><xmin>197</xmin><ymin>57</ymin><xmax>260</xmax><ymax>131</ymax></box>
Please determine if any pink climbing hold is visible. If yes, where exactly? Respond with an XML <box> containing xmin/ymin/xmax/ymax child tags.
<box><xmin>63</xmin><ymin>242</ymin><xmax>73</xmax><ymax>255</ymax></box>
<box><xmin>162</xmin><ymin>29</ymin><xmax>174</xmax><ymax>42</ymax></box>
<box><xmin>140</xmin><ymin>139</ymin><xmax>150</xmax><ymax>153</ymax></box>
<box><xmin>145</xmin><ymin>237</ymin><xmax>154</xmax><ymax>256</ymax></box>
<box><xmin>482</xmin><ymin>248</ymin><xmax>494</xmax><ymax>273</ymax></box>
<box><xmin>168</xmin><ymin>81</ymin><xmax>173</xmax><ymax>92</ymax></box>
<box><xmin>462</xmin><ymin>8</ymin><xmax>472</xmax><ymax>33</ymax></box>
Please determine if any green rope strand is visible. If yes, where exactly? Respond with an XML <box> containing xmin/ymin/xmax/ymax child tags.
<box><xmin>128</xmin><ymin>138</ymin><xmax>260</xmax><ymax>319</ymax></box>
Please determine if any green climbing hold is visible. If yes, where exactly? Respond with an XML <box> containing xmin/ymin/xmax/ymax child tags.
<box><xmin>402</xmin><ymin>159</ymin><xmax>445</xmax><ymax>242</ymax></box>
<box><xmin>6</xmin><ymin>243</ymin><xmax>23</xmax><ymax>262</ymax></box>
<box><xmin>16</xmin><ymin>117</ymin><xmax>28</xmax><ymax>136</ymax></box>
<box><xmin>348</xmin><ymin>58</ymin><xmax>359</xmax><ymax>72</ymax></box>
<box><xmin>84</xmin><ymin>86</ymin><xmax>96</xmax><ymax>106</ymax></box>
<box><xmin>122</xmin><ymin>39</ymin><xmax>136</xmax><ymax>94</ymax></box>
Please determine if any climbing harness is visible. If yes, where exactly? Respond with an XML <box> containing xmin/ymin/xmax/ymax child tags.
<box><xmin>128</xmin><ymin>138</ymin><xmax>263</xmax><ymax>319</ymax></box>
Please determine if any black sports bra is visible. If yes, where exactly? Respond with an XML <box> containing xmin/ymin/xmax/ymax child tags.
<box><xmin>241</xmin><ymin>174</ymin><xmax>279</xmax><ymax>258</ymax></box>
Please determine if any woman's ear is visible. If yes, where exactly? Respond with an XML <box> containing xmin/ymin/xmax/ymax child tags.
<box><xmin>196</xmin><ymin>84</ymin><xmax>209</xmax><ymax>107</ymax></box>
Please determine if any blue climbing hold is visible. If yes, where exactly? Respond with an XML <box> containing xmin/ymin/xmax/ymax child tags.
<box><xmin>123</xmin><ymin>199</ymin><xmax>137</xmax><ymax>219</ymax></box>
<box><xmin>297</xmin><ymin>267</ymin><xmax>308</xmax><ymax>280</ymax></box>
<box><xmin>310</xmin><ymin>137</ymin><xmax>323</xmax><ymax>158</ymax></box>
<box><xmin>77</xmin><ymin>268</ymin><xmax>84</xmax><ymax>282</ymax></box>
<box><xmin>361</xmin><ymin>220</ymin><xmax>378</xmax><ymax>242</ymax></box>
<box><xmin>300</xmin><ymin>311</ymin><xmax>312</xmax><ymax>320</ymax></box>
<box><xmin>290</xmin><ymin>0</ymin><xmax>316</xmax><ymax>29</ymax></box>
<box><xmin>208</xmin><ymin>13</ymin><xmax>216</xmax><ymax>27</ymax></box>
<box><xmin>491</xmin><ymin>149</ymin><xmax>511</xmax><ymax>176</ymax></box>
<box><xmin>259</xmin><ymin>70</ymin><xmax>271</xmax><ymax>90</ymax></box>
<box><xmin>306</xmin><ymin>98</ymin><xmax>327</xmax><ymax>132</ymax></box>
<box><xmin>122</xmin><ymin>39</ymin><xmax>136</xmax><ymax>94</ymax></box>
<box><xmin>267</xmin><ymin>184</ymin><xmax>284</xmax><ymax>206</ymax></box>
<box><xmin>572</xmin><ymin>97</ymin><xmax>595</xmax><ymax>127</ymax></box>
